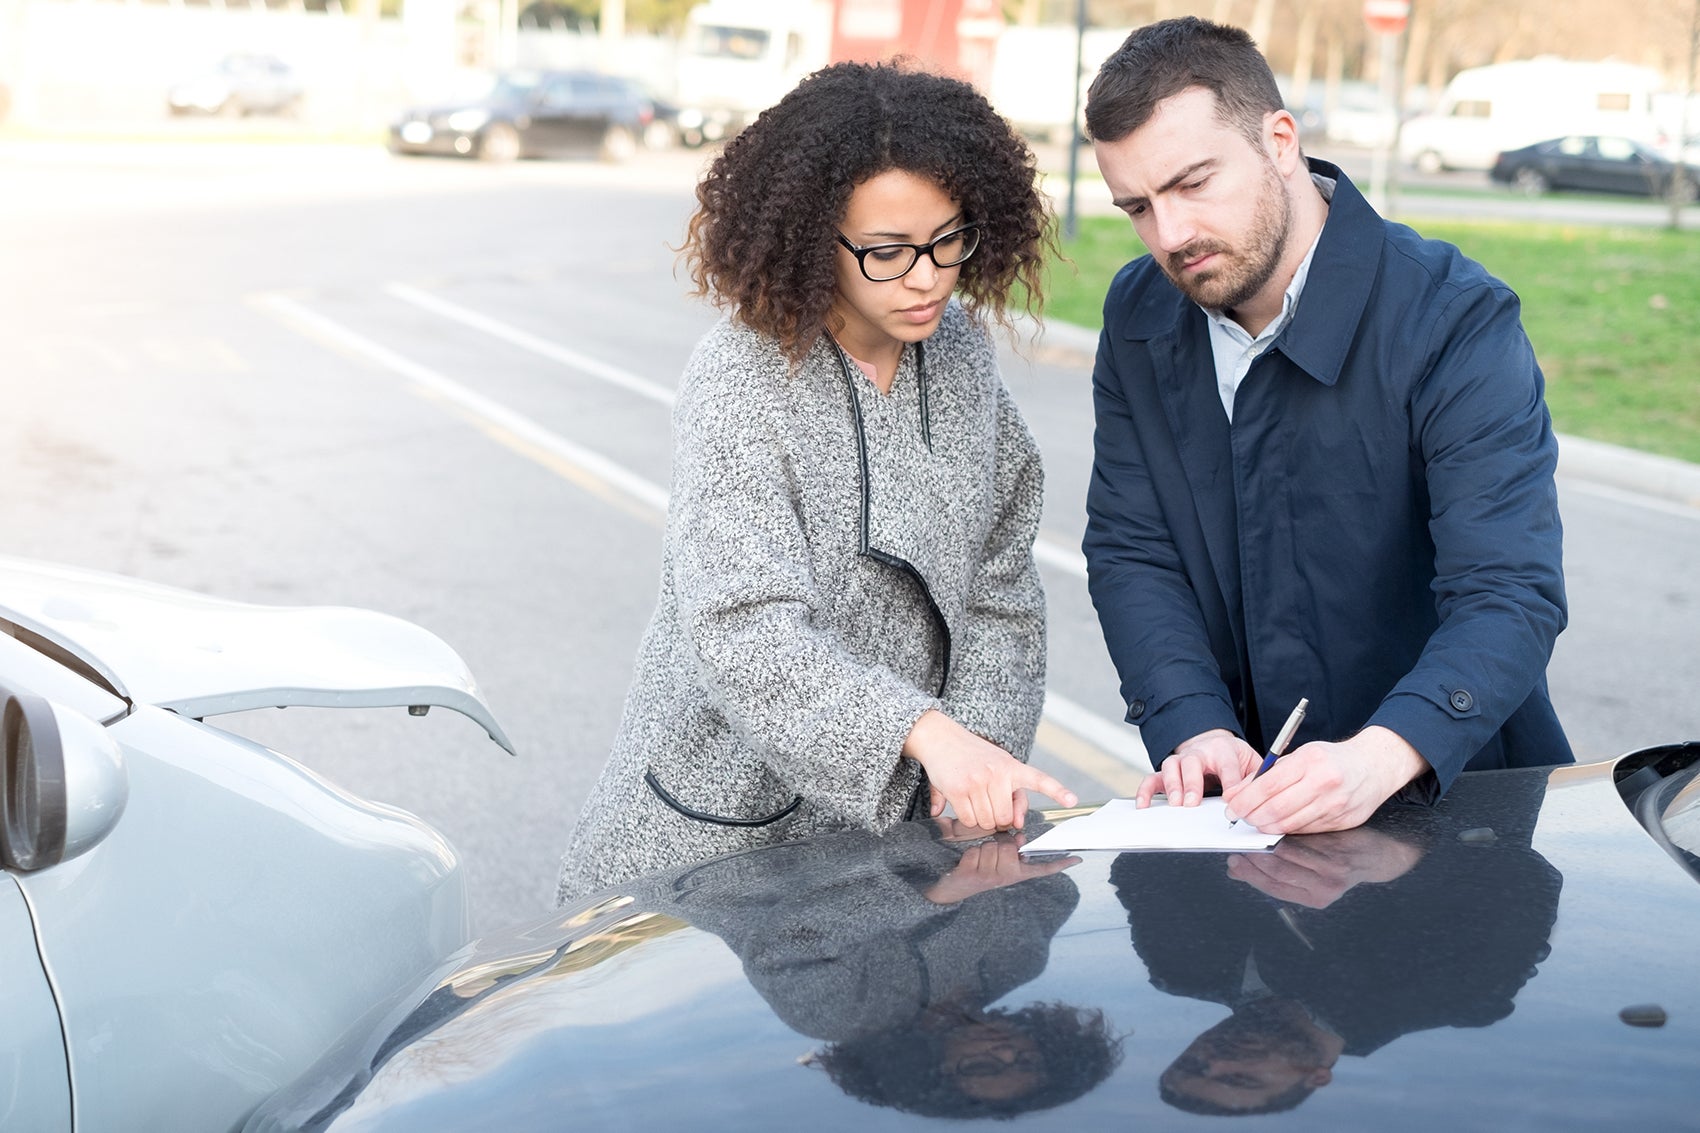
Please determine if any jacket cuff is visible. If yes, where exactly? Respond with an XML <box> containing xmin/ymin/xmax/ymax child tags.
<box><xmin>946</xmin><ymin>690</ymin><xmax>1044</xmax><ymax>762</ymax></box>
<box><xmin>1137</xmin><ymin>693</ymin><xmax>1242</xmax><ymax>769</ymax></box>
<box><xmin>1368</xmin><ymin>693</ymin><xmax>1469</xmax><ymax>796</ymax></box>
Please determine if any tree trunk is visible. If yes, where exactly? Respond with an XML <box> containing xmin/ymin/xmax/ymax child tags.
<box><xmin>1290</xmin><ymin>1</ymin><xmax>1321</xmax><ymax>107</ymax></box>
<box><xmin>1248</xmin><ymin>0</ymin><xmax>1275</xmax><ymax>52</ymax></box>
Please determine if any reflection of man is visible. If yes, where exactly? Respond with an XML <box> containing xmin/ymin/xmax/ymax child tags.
<box><xmin>660</xmin><ymin>818</ymin><xmax>1121</xmax><ymax>1119</ymax></box>
<box><xmin>1081</xmin><ymin>17</ymin><xmax>1572</xmax><ymax>833</ymax></box>
<box><xmin>1114</xmin><ymin>772</ymin><xmax>1560</xmax><ymax>1115</ymax></box>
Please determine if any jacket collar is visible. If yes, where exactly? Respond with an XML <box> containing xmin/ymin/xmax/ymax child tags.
<box><xmin>1117</xmin><ymin>157</ymin><xmax>1385</xmax><ymax>391</ymax></box>
<box><xmin>1278</xmin><ymin>158</ymin><xmax>1383</xmax><ymax>389</ymax></box>
<box><xmin>827</xmin><ymin>340</ymin><xmax>954</xmax><ymax>696</ymax></box>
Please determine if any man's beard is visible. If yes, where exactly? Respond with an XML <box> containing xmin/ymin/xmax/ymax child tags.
<box><xmin>1161</xmin><ymin>159</ymin><xmax>1292</xmax><ymax>314</ymax></box>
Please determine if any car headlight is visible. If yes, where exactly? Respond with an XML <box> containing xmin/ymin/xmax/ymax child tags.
<box><xmin>446</xmin><ymin>108</ymin><xmax>491</xmax><ymax>133</ymax></box>
<box><xmin>677</xmin><ymin>107</ymin><xmax>704</xmax><ymax>129</ymax></box>
<box><xmin>2</xmin><ymin>687</ymin><xmax>128</xmax><ymax>872</ymax></box>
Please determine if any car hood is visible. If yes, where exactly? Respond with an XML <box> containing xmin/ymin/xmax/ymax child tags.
<box><xmin>0</xmin><ymin>555</ymin><xmax>513</xmax><ymax>752</ymax></box>
<box><xmin>249</xmin><ymin>749</ymin><xmax>1700</xmax><ymax>1131</ymax></box>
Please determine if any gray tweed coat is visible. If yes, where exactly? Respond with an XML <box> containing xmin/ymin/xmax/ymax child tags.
<box><xmin>557</xmin><ymin>301</ymin><xmax>1046</xmax><ymax>900</ymax></box>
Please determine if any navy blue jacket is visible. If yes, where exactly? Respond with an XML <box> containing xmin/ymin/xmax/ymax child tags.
<box><xmin>1083</xmin><ymin>159</ymin><xmax>1572</xmax><ymax>800</ymax></box>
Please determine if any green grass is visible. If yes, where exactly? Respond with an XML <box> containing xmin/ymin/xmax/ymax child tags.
<box><xmin>1042</xmin><ymin>215</ymin><xmax>1700</xmax><ymax>464</ymax></box>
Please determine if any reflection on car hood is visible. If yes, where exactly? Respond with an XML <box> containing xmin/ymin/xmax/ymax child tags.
<box><xmin>0</xmin><ymin>555</ymin><xmax>513</xmax><ymax>752</ymax></box>
<box><xmin>251</xmin><ymin>752</ymin><xmax>1700</xmax><ymax>1131</ymax></box>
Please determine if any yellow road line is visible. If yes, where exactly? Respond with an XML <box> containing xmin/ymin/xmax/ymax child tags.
<box><xmin>255</xmin><ymin>288</ymin><xmax>1149</xmax><ymax>792</ymax></box>
<box><xmin>1034</xmin><ymin>717</ymin><xmax>1147</xmax><ymax>798</ymax></box>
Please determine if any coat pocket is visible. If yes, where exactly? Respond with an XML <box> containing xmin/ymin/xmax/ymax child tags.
<box><xmin>643</xmin><ymin>769</ymin><xmax>803</xmax><ymax>828</ymax></box>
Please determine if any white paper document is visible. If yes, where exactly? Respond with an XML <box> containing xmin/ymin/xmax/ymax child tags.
<box><xmin>1019</xmin><ymin>798</ymin><xmax>1282</xmax><ymax>854</ymax></box>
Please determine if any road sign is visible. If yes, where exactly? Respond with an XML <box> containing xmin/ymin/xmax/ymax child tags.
<box><xmin>1363</xmin><ymin>0</ymin><xmax>1410</xmax><ymax>35</ymax></box>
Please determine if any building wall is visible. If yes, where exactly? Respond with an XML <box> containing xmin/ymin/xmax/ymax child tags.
<box><xmin>0</xmin><ymin>0</ymin><xmax>676</xmax><ymax>129</ymax></box>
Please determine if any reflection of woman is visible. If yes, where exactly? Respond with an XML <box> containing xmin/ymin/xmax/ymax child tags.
<box><xmin>654</xmin><ymin>819</ymin><xmax>1120</xmax><ymax>1119</ymax></box>
<box><xmin>558</xmin><ymin>62</ymin><xmax>1072</xmax><ymax>900</ymax></box>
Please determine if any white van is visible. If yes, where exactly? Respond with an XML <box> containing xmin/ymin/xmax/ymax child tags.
<box><xmin>1399</xmin><ymin>58</ymin><xmax>1663</xmax><ymax>173</ymax></box>
<box><xmin>673</xmin><ymin>0</ymin><xmax>833</xmax><ymax>145</ymax></box>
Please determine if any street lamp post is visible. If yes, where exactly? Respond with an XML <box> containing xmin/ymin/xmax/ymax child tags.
<box><xmin>1669</xmin><ymin>0</ymin><xmax>1698</xmax><ymax>230</ymax></box>
<box><xmin>1064</xmin><ymin>0</ymin><xmax>1086</xmax><ymax>241</ymax></box>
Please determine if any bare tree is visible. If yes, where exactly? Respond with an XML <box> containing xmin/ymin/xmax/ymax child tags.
<box><xmin>1019</xmin><ymin>0</ymin><xmax>1700</xmax><ymax>102</ymax></box>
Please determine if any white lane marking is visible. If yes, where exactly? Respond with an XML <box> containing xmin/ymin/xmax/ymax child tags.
<box><xmin>1033</xmin><ymin>535</ymin><xmax>1087</xmax><ymax>578</ymax></box>
<box><xmin>251</xmin><ymin>291</ymin><xmax>669</xmax><ymax>514</ymax></box>
<box><xmin>377</xmin><ymin>285</ymin><xmax>1181</xmax><ymax>575</ymax></box>
<box><xmin>255</xmin><ymin>291</ymin><xmax>1148</xmax><ymax>784</ymax></box>
<box><xmin>1045</xmin><ymin>691</ymin><xmax>1151</xmax><ymax>773</ymax></box>
<box><xmin>384</xmin><ymin>283</ymin><xmax>678</xmax><ymax>409</ymax></box>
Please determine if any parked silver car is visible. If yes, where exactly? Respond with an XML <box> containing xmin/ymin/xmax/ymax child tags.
<box><xmin>167</xmin><ymin>53</ymin><xmax>304</xmax><ymax>118</ymax></box>
<box><xmin>0</xmin><ymin>555</ymin><xmax>510</xmax><ymax>1131</ymax></box>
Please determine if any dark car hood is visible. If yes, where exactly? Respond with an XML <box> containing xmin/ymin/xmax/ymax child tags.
<box><xmin>250</xmin><ymin>750</ymin><xmax>1700</xmax><ymax>1131</ymax></box>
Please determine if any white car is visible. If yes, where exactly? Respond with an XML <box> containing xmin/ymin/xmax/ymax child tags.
<box><xmin>167</xmin><ymin>53</ymin><xmax>304</xmax><ymax>117</ymax></box>
<box><xmin>0</xmin><ymin>555</ymin><xmax>510</xmax><ymax>1131</ymax></box>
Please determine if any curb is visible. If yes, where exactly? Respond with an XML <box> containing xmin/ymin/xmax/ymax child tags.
<box><xmin>1024</xmin><ymin>316</ymin><xmax>1700</xmax><ymax>512</ymax></box>
<box><xmin>1557</xmin><ymin>433</ymin><xmax>1700</xmax><ymax>510</ymax></box>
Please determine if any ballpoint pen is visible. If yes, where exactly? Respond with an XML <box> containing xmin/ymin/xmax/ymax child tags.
<box><xmin>1229</xmin><ymin>697</ymin><xmax>1308</xmax><ymax>828</ymax></box>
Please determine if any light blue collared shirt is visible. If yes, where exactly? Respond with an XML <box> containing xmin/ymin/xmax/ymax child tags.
<box><xmin>1203</xmin><ymin>173</ymin><xmax>1335</xmax><ymax>422</ymax></box>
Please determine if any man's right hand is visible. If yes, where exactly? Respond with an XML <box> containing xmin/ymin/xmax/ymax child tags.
<box><xmin>1225</xmin><ymin>827</ymin><xmax>1425</xmax><ymax>908</ymax></box>
<box><xmin>1135</xmin><ymin>728</ymin><xmax>1260</xmax><ymax>808</ymax></box>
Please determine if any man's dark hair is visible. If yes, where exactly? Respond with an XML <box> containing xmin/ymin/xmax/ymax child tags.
<box><xmin>1084</xmin><ymin>16</ymin><xmax>1285</xmax><ymax>148</ymax></box>
<box><xmin>1156</xmin><ymin>997</ymin><xmax>1329</xmax><ymax>1116</ymax></box>
<box><xmin>1159</xmin><ymin>1073</ymin><xmax>1316</xmax><ymax>1116</ymax></box>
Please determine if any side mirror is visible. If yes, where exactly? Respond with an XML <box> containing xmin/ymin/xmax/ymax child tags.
<box><xmin>2</xmin><ymin>688</ymin><xmax>128</xmax><ymax>871</ymax></box>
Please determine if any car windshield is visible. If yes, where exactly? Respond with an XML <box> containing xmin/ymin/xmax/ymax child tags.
<box><xmin>691</xmin><ymin>24</ymin><xmax>769</xmax><ymax>60</ymax></box>
<box><xmin>487</xmin><ymin>72</ymin><xmax>543</xmax><ymax>102</ymax></box>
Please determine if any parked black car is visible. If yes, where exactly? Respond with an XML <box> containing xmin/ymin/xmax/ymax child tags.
<box><xmin>250</xmin><ymin>743</ymin><xmax>1700</xmax><ymax>1131</ymax></box>
<box><xmin>388</xmin><ymin>70</ymin><xmax>658</xmax><ymax>162</ymax></box>
<box><xmin>1489</xmin><ymin>134</ymin><xmax>1698</xmax><ymax>201</ymax></box>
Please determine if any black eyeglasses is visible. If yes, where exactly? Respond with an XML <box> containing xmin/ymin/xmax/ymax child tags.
<box><xmin>834</xmin><ymin>224</ymin><xmax>982</xmax><ymax>282</ymax></box>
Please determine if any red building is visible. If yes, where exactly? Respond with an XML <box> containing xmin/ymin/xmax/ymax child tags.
<box><xmin>829</xmin><ymin>0</ymin><xmax>1004</xmax><ymax>90</ymax></box>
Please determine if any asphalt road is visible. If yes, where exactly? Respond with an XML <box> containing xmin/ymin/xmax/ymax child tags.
<box><xmin>2</xmin><ymin>139</ymin><xmax>1696</xmax><ymax>933</ymax></box>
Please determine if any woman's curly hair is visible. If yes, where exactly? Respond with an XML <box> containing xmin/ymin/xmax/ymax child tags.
<box><xmin>682</xmin><ymin>60</ymin><xmax>1057</xmax><ymax>361</ymax></box>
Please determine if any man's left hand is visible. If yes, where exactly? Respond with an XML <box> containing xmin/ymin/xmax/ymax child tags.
<box><xmin>1221</xmin><ymin>726</ymin><xmax>1428</xmax><ymax>834</ymax></box>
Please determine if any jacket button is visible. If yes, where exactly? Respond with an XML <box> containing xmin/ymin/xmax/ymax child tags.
<box><xmin>1450</xmin><ymin>689</ymin><xmax>1474</xmax><ymax>713</ymax></box>
<box><xmin>1129</xmin><ymin>699</ymin><xmax>1147</xmax><ymax>718</ymax></box>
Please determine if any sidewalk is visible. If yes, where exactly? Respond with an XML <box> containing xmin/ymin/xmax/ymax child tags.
<box><xmin>1031</xmin><ymin>316</ymin><xmax>1700</xmax><ymax>511</ymax></box>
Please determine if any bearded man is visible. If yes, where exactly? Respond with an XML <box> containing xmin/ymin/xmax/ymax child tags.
<box><xmin>1081</xmin><ymin>17</ymin><xmax>1573</xmax><ymax>833</ymax></box>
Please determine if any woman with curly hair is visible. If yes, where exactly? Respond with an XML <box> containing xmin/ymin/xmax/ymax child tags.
<box><xmin>557</xmin><ymin>60</ymin><xmax>1074</xmax><ymax>901</ymax></box>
